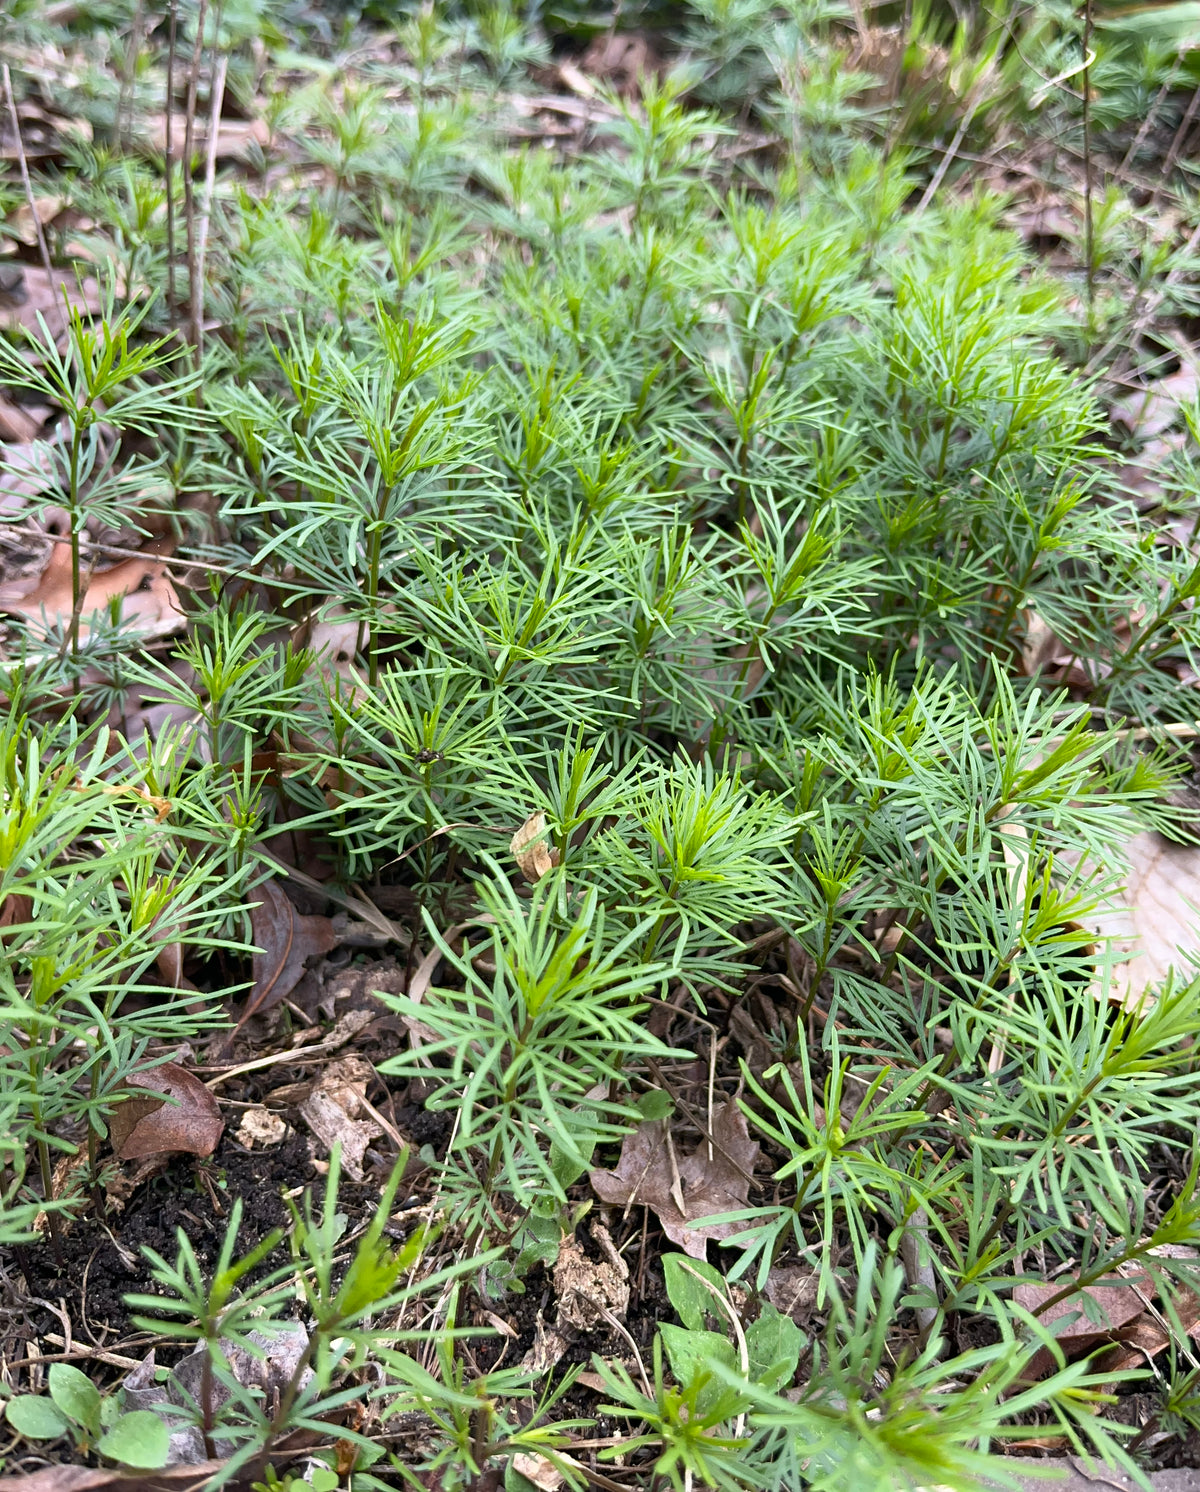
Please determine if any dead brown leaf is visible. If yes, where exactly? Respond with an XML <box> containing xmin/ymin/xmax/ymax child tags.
<box><xmin>510</xmin><ymin>1455</ymin><xmax>563</xmax><ymax>1492</ymax></box>
<box><xmin>511</xmin><ymin>810</ymin><xmax>559</xmax><ymax>883</ymax></box>
<box><xmin>109</xmin><ymin>1062</ymin><xmax>224</xmax><ymax>1161</ymax></box>
<box><xmin>1014</xmin><ymin>1277</ymin><xmax>1146</xmax><ymax>1344</ymax></box>
<box><xmin>0</xmin><ymin>891</ymin><xmax>31</xmax><ymax>940</ymax></box>
<box><xmin>1083</xmin><ymin>831</ymin><xmax>1200</xmax><ymax>1009</ymax></box>
<box><xmin>144</xmin><ymin>113</ymin><xmax>269</xmax><ymax>162</ymax></box>
<box><xmin>0</xmin><ymin>541</ymin><xmax>184</xmax><ymax>643</ymax></box>
<box><xmin>1094</xmin><ymin>1289</ymin><xmax>1200</xmax><ymax>1376</ymax></box>
<box><xmin>0</xmin><ymin>1460</ymin><xmax>228</xmax><ymax>1492</ymax></box>
<box><xmin>245</xmin><ymin>877</ymin><xmax>339</xmax><ymax>1023</ymax></box>
<box><xmin>553</xmin><ymin>1225</ymin><xmax>630</xmax><ymax>1330</ymax></box>
<box><xmin>0</xmin><ymin>392</ymin><xmax>41</xmax><ymax>442</ymax></box>
<box><xmin>0</xmin><ymin>263</ymin><xmax>101</xmax><ymax>332</ymax></box>
<box><xmin>298</xmin><ymin>1055</ymin><xmax>383</xmax><ymax>1181</ymax></box>
<box><xmin>589</xmin><ymin>1099</ymin><xmax>759</xmax><ymax>1260</ymax></box>
<box><xmin>1110</xmin><ymin>352</ymin><xmax>1200</xmax><ymax>440</ymax></box>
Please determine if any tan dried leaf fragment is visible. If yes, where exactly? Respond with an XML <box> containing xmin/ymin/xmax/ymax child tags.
<box><xmin>511</xmin><ymin>810</ymin><xmax>560</xmax><ymax>883</ymax></box>
<box><xmin>0</xmin><ymin>542</ymin><xmax>184</xmax><ymax>644</ymax></box>
<box><xmin>234</xmin><ymin>1106</ymin><xmax>289</xmax><ymax>1149</ymax></box>
<box><xmin>510</xmin><ymin>1454</ymin><xmax>564</xmax><ymax>1491</ymax></box>
<box><xmin>299</xmin><ymin>1055</ymin><xmax>383</xmax><ymax>1181</ymax></box>
<box><xmin>553</xmin><ymin>1225</ymin><xmax>630</xmax><ymax>1330</ymax></box>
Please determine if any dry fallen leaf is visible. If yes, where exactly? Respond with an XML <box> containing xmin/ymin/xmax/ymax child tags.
<box><xmin>1014</xmin><ymin>1277</ymin><xmax>1146</xmax><ymax>1342</ymax></box>
<box><xmin>299</xmin><ymin>1055</ymin><xmax>383</xmax><ymax>1181</ymax></box>
<box><xmin>1084</xmin><ymin>831</ymin><xmax>1200</xmax><ymax>1009</ymax></box>
<box><xmin>519</xmin><ymin>1313</ymin><xmax>569</xmax><ymax>1374</ymax></box>
<box><xmin>1094</xmin><ymin>1287</ymin><xmax>1200</xmax><ymax>1376</ymax></box>
<box><xmin>511</xmin><ymin>810</ymin><xmax>559</xmax><ymax>883</ymax></box>
<box><xmin>0</xmin><ymin>542</ymin><xmax>184</xmax><ymax>644</ymax></box>
<box><xmin>589</xmin><ymin>1099</ymin><xmax>759</xmax><ymax>1260</ymax></box>
<box><xmin>0</xmin><ymin>263</ymin><xmax>101</xmax><ymax>332</ymax></box>
<box><xmin>0</xmin><ymin>392</ymin><xmax>41</xmax><ymax>442</ymax></box>
<box><xmin>764</xmin><ymin>1264</ymin><xmax>820</xmax><ymax>1326</ymax></box>
<box><xmin>510</xmin><ymin>1454</ymin><xmax>564</xmax><ymax>1491</ymax></box>
<box><xmin>1013</xmin><ymin>1273</ymin><xmax>1167</xmax><ymax>1381</ymax></box>
<box><xmin>109</xmin><ymin>1062</ymin><xmax>224</xmax><ymax>1161</ymax></box>
<box><xmin>1110</xmin><ymin>354</ymin><xmax>1200</xmax><ymax>440</ymax></box>
<box><xmin>553</xmin><ymin>1225</ymin><xmax>630</xmax><ymax>1329</ymax></box>
<box><xmin>245</xmin><ymin>877</ymin><xmax>339</xmax><ymax>1023</ymax></box>
<box><xmin>145</xmin><ymin>114</ymin><xmax>270</xmax><ymax>162</ymax></box>
<box><xmin>0</xmin><ymin>1458</ymin><xmax>227</xmax><ymax>1492</ymax></box>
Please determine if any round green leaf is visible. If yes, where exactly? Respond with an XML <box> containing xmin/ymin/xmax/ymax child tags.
<box><xmin>48</xmin><ymin>1363</ymin><xmax>102</xmax><ymax>1433</ymax></box>
<box><xmin>98</xmin><ymin>1410</ymin><xmax>170</xmax><ymax>1469</ymax></box>
<box><xmin>636</xmin><ymin>1089</ymin><xmax>674</xmax><ymax>1122</ymax></box>
<box><xmin>4</xmin><ymin>1394</ymin><xmax>71</xmax><ymax>1441</ymax></box>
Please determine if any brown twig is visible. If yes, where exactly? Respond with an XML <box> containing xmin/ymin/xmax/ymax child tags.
<box><xmin>194</xmin><ymin>44</ymin><xmax>227</xmax><ymax>362</ymax></box>
<box><xmin>182</xmin><ymin>0</ymin><xmax>210</xmax><ymax>362</ymax></box>
<box><xmin>0</xmin><ymin>523</ymin><xmax>240</xmax><ymax>575</ymax></box>
<box><xmin>914</xmin><ymin>85</ymin><xmax>985</xmax><ymax>214</ymax></box>
<box><xmin>2</xmin><ymin>65</ymin><xmax>66</xmax><ymax>339</ymax></box>
<box><xmin>1153</xmin><ymin>81</ymin><xmax>1200</xmax><ymax>207</ymax></box>
<box><xmin>165</xmin><ymin>0</ymin><xmax>178</xmax><ymax>324</ymax></box>
<box><xmin>1082</xmin><ymin>0</ymin><xmax>1095</xmax><ymax>322</ymax></box>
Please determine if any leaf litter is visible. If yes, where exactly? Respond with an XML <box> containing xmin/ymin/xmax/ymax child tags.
<box><xmin>589</xmin><ymin>1099</ymin><xmax>759</xmax><ymax>1260</ymax></box>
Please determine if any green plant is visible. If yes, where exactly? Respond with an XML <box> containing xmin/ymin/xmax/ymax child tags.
<box><xmin>3</xmin><ymin>1363</ymin><xmax>169</xmax><ymax>1469</ymax></box>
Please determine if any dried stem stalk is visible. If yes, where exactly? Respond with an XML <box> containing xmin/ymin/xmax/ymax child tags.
<box><xmin>2</xmin><ymin>65</ymin><xmax>65</xmax><ymax>338</ymax></box>
<box><xmin>165</xmin><ymin>0</ymin><xmax>178</xmax><ymax>323</ymax></box>
<box><xmin>182</xmin><ymin>0</ymin><xmax>210</xmax><ymax>362</ymax></box>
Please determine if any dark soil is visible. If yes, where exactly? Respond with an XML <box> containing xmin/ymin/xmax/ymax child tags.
<box><xmin>12</xmin><ymin>1129</ymin><xmax>316</xmax><ymax>1370</ymax></box>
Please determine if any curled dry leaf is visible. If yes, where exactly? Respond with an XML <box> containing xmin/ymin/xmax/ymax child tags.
<box><xmin>1013</xmin><ymin>1275</ymin><xmax>1149</xmax><ymax>1380</ymax></box>
<box><xmin>109</xmin><ymin>1062</ymin><xmax>224</xmax><ymax>1162</ymax></box>
<box><xmin>246</xmin><ymin>877</ymin><xmax>339</xmax><ymax>1023</ymax></box>
<box><xmin>589</xmin><ymin>1099</ymin><xmax>759</xmax><ymax>1260</ymax></box>
<box><xmin>511</xmin><ymin>810</ymin><xmax>560</xmax><ymax>883</ymax></box>
<box><xmin>519</xmin><ymin>1313</ymin><xmax>569</xmax><ymax>1374</ymax></box>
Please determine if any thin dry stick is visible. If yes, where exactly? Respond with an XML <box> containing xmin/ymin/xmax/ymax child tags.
<box><xmin>1082</xmin><ymin>0</ymin><xmax>1095</xmax><ymax>322</ymax></box>
<box><xmin>0</xmin><ymin>523</ymin><xmax>241</xmax><ymax>574</ymax></box>
<box><xmin>914</xmin><ymin>87</ymin><xmax>984</xmax><ymax>214</ymax></box>
<box><xmin>193</xmin><ymin>48</ymin><xmax>226</xmax><ymax>360</ymax></box>
<box><xmin>2</xmin><ymin>66</ymin><xmax>65</xmax><ymax>338</ymax></box>
<box><xmin>182</xmin><ymin>0</ymin><xmax>210</xmax><ymax>361</ymax></box>
<box><xmin>165</xmin><ymin>0</ymin><xmax>178</xmax><ymax>323</ymax></box>
<box><xmin>1153</xmin><ymin>81</ymin><xmax>1200</xmax><ymax>207</ymax></box>
<box><xmin>1119</xmin><ymin>60</ymin><xmax>1180</xmax><ymax>177</ymax></box>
